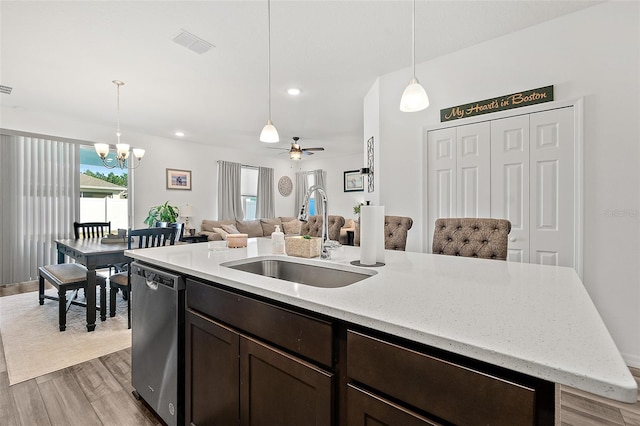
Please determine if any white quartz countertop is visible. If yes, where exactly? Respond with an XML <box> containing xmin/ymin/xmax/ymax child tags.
<box><xmin>126</xmin><ymin>238</ymin><xmax>637</xmax><ymax>403</ymax></box>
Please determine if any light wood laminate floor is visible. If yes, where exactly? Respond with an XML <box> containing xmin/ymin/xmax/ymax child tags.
<box><xmin>1</xmin><ymin>281</ymin><xmax>639</xmax><ymax>425</ymax></box>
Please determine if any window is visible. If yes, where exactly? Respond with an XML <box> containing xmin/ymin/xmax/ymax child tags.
<box><xmin>307</xmin><ymin>173</ymin><xmax>316</xmax><ymax>216</ymax></box>
<box><xmin>79</xmin><ymin>145</ymin><xmax>129</xmax><ymax>229</ymax></box>
<box><xmin>241</xmin><ymin>166</ymin><xmax>258</xmax><ymax>220</ymax></box>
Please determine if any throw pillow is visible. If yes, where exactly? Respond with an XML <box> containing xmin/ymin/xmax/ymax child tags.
<box><xmin>282</xmin><ymin>219</ymin><xmax>302</xmax><ymax>235</ymax></box>
<box><xmin>260</xmin><ymin>218</ymin><xmax>282</xmax><ymax>235</ymax></box>
<box><xmin>221</xmin><ymin>223</ymin><xmax>241</xmax><ymax>235</ymax></box>
<box><xmin>236</xmin><ymin>220</ymin><xmax>264</xmax><ymax>237</ymax></box>
<box><xmin>212</xmin><ymin>227</ymin><xmax>229</xmax><ymax>240</ymax></box>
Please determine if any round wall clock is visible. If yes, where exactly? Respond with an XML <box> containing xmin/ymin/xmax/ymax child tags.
<box><xmin>278</xmin><ymin>176</ymin><xmax>293</xmax><ymax>197</ymax></box>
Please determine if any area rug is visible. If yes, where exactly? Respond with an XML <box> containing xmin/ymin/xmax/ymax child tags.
<box><xmin>0</xmin><ymin>288</ymin><xmax>131</xmax><ymax>385</ymax></box>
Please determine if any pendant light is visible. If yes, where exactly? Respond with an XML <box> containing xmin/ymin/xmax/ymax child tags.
<box><xmin>94</xmin><ymin>80</ymin><xmax>145</xmax><ymax>169</ymax></box>
<box><xmin>400</xmin><ymin>0</ymin><xmax>429</xmax><ymax>112</ymax></box>
<box><xmin>260</xmin><ymin>0</ymin><xmax>279</xmax><ymax>142</ymax></box>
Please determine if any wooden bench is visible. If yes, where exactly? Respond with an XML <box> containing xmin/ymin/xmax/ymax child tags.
<box><xmin>38</xmin><ymin>264</ymin><xmax>106</xmax><ymax>331</ymax></box>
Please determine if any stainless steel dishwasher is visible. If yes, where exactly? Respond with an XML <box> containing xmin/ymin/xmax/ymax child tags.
<box><xmin>130</xmin><ymin>261</ymin><xmax>185</xmax><ymax>426</ymax></box>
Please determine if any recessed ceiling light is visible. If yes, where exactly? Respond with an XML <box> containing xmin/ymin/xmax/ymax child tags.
<box><xmin>175</xmin><ymin>131</ymin><xmax>185</xmax><ymax>137</ymax></box>
<box><xmin>287</xmin><ymin>88</ymin><xmax>301</xmax><ymax>96</ymax></box>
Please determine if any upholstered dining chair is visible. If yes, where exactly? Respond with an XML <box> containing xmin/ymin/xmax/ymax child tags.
<box><xmin>300</xmin><ymin>215</ymin><xmax>345</xmax><ymax>242</ymax></box>
<box><xmin>432</xmin><ymin>218</ymin><xmax>511</xmax><ymax>260</ymax></box>
<box><xmin>109</xmin><ymin>227</ymin><xmax>176</xmax><ymax>328</ymax></box>
<box><xmin>354</xmin><ymin>215</ymin><xmax>414</xmax><ymax>251</ymax></box>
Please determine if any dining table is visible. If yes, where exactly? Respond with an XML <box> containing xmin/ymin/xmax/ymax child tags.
<box><xmin>55</xmin><ymin>238</ymin><xmax>129</xmax><ymax>331</ymax></box>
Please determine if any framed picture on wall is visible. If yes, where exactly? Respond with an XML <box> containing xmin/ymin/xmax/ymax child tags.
<box><xmin>166</xmin><ymin>168</ymin><xmax>192</xmax><ymax>190</ymax></box>
<box><xmin>344</xmin><ymin>170</ymin><xmax>364</xmax><ymax>192</ymax></box>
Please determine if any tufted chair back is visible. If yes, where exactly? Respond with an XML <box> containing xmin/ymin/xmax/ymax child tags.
<box><xmin>354</xmin><ymin>215</ymin><xmax>414</xmax><ymax>251</ymax></box>
<box><xmin>432</xmin><ymin>218</ymin><xmax>511</xmax><ymax>260</ymax></box>
<box><xmin>300</xmin><ymin>215</ymin><xmax>345</xmax><ymax>242</ymax></box>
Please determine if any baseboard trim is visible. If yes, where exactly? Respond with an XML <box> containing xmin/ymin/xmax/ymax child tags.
<box><xmin>622</xmin><ymin>352</ymin><xmax>640</xmax><ymax>369</ymax></box>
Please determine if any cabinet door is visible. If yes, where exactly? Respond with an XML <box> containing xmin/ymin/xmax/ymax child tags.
<box><xmin>426</xmin><ymin>123</ymin><xmax>491</xmax><ymax>250</ymax></box>
<box><xmin>529</xmin><ymin>107</ymin><xmax>575</xmax><ymax>267</ymax></box>
<box><xmin>347</xmin><ymin>384</ymin><xmax>441</xmax><ymax>426</ymax></box>
<box><xmin>426</xmin><ymin>127</ymin><xmax>457</xmax><ymax>248</ymax></box>
<box><xmin>491</xmin><ymin>115</ymin><xmax>531</xmax><ymax>263</ymax></box>
<box><xmin>185</xmin><ymin>310</ymin><xmax>240</xmax><ymax>426</ymax></box>
<box><xmin>456</xmin><ymin>122</ymin><xmax>491</xmax><ymax>218</ymax></box>
<box><xmin>240</xmin><ymin>335</ymin><xmax>333</xmax><ymax>426</ymax></box>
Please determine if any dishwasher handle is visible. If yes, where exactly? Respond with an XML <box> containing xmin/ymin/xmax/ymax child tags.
<box><xmin>132</xmin><ymin>261</ymin><xmax>185</xmax><ymax>291</ymax></box>
<box><xmin>145</xmin><ymin>272</ymin><xmax>159</xmax><ymax>290</ymax></box>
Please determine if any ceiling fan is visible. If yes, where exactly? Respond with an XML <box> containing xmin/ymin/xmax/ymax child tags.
<box><xmin>269</xmin><ymin>137</ymin><xmax>325</xmax><ymax>160</ymax></box>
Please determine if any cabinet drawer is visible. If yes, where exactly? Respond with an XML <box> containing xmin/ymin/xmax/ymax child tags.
<box><xmin>347</xmin><ymin>330</ymin><xmax>536</xmax><ymax>426</ymax></box>
<box><xmin>347</xmin><ymin>384</ymin><xmax>441</xmax><ymax>426</ymax></box>
<box><xmin>186</xmin><ymin>279</ymin><xmax>333</xmax><ymax>367</ymax></box>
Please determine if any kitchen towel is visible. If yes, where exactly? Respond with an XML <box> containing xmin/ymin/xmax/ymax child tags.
<box><xmin>360</xmin><ymin>205</ymin><xmax>385</xmax><ymax>265</ymax></box>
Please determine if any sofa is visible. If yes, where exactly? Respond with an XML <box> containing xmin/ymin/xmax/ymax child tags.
<box><xmin>200</xmin><ymin>215</ymin><xmax>345</xmax><ymax>242</ymax></box>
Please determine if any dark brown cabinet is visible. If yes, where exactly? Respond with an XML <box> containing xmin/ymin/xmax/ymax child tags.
<box><xmin>185</xmin><ymin>279</ymin><xmax>334</xmax><ymax>426</ymax></box>
<box><xmin>346</xmin><ymin>330</ymin><xmax>554</xmax><ymax>426</ymax></box>
<box><xmin>185</xmin><ymin>310</ymin><xmax>239</xmax><ymax>426</ymax></box>
<box><xmin>184</xmin><ymin>277</ymin><xmax>555</xmax><ymax>426</ymax></box>
<box><xmin>347</xmin><ymin>384</ymin><xmax>441</xmax><ymax>426</ymax></box>
<box><xmin>240</xmin><ymin>335</ymin><xmax>333</xmax><ymax>426</ymax></box>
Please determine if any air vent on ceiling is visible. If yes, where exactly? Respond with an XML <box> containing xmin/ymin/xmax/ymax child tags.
<box><xmin>172</xmin><ymin>29</ymin><xmax>214</xmax><ymax>55</ymax></box>
<box><xmin>0</xmin><ymin>85</ymin><xmax>13</xmax><ymax>95</ymax></box>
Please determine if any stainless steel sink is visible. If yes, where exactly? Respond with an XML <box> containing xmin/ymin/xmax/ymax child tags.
<box><xmin>221</xmin><ymin>257</ymin><xmax>376</xmax><ymax>288</ymax></box>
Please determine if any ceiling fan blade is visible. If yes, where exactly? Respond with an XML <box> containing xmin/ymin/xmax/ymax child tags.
<box><xmin>266</xmin><ymin>147</ymin><xmax>289</xmax><ymax>150</ymax></box>
<box><xmin>302</xmin><ymin>147</ymin><xmax>325</xmax><ymax>152</ymax></box>
<box><xmin>302</xmin><ymin>151</ymin><xmax>315</xmax><ymax>156</ymax></box>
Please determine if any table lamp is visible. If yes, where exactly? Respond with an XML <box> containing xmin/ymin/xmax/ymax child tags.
<box><xmin>181</xmin><ymin>204</ymin><xmax>194</xmax><ymax>233</ymax></box>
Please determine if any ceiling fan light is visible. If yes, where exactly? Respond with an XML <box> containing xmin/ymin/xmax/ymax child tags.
<box><xmin>260</xmin><ymin>119</ymin><xmax>280</xmax><ymax>143</ymax></box>
<box><xmin>290</xmin><ymin>150</ymin><xmax>302</xmax><ymax>160</ymax></box>
<box><xmin>400</xmin><ymin>77</ymin><xmax>429</xmax><ymax>112</ymax></box>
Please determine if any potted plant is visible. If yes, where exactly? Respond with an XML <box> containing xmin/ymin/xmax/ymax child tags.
<box><xmin>353</xmin><ymin>202</ymin><xmax>364</xmax><ymax>217</ymax></box>
<box><xmin>144</xmin><ymin>201</ymin><xmax>179</xmax><ymax>227</ymax></box>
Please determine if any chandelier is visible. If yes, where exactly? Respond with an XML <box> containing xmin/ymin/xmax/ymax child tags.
<box><xmin>94</xmin><ymin>80</ymin><xmax>145</xmax><ymax>169</ymax></box>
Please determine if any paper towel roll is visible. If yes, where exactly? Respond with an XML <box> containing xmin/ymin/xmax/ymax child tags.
<box><xmin>360</xmin><ymin>205</ymin><xmax>385</xmax><ymax>266</ymax></box>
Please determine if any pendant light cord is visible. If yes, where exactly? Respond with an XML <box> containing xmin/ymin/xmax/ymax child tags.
<box><xmin>267</xmin><ymin>0</ymin><xmax>272</xmax><ymax>119</ymax></box>
<box><xmin>115</xmin><ymin>81</ymin><xmax>122</xmax><ymax>142</ymax></box>
<box><xmin>412</xmin><ymin>0</ymin><xmax>416</xmax><ymax>77</ymax></box>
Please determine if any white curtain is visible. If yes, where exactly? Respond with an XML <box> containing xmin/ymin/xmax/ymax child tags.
<box><xmin>256</xmin><ymin>167</ymin><xmax>274</xmax><ymax>219</ymax></box>
<box><xmin>294</xmin><ymin>171</ymin><xmax>308</xmax><ymax>217</ymax></box>
<box><xmin>217</xmin><ymin>161</ymin><xmax>243</xmax><ymax>220</ymax></box>
<box><xmin>313</xmin><ymin>169</ymin><xmax>327</xmax><ymax>216</ymax></box>
<box><xmin>0</xmin><ymin>132</ymin><xmax>80</xmax><ymax>284</ymax></box>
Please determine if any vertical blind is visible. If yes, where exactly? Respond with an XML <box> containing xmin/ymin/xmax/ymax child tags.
<box><xmin>0</xmin><ymin>132</ymin><xmax>80</xmax><ymax>284</ymax></box>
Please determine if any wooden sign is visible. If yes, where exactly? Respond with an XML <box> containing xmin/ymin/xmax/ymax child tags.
<box><xmin>440</xmin><ymin>85</ymin><xmax>554</xmax><ymax>122</ymax></box>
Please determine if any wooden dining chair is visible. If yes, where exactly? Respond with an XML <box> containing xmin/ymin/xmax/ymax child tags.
<box><xmin>38</xmin><ymin>264</ymin><xmax>107</xmax><ymax>331</ymax></box>
<box><xmin>108</xmin><ymin>227</ymin><xmax>176</xmax><ymax>328</ymax></box>
<box><xmin>155</xmin><ymin>221</ymin><xmax>184</xmax><ymax>244</ymax></box>
<box><xmin>73</xmin><ymin>221</ymin><xmax>111</xmax><ymax>239</ymax></box>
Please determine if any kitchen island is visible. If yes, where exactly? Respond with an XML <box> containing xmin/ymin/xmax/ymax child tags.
<box><xmin>126</xmin><ymin>237</ymin><xmax>636</xmax><ymax>425</ymax></box>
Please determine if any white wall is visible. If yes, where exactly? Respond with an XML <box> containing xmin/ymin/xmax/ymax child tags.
<box><xmin>363</xmin><ymin>78</ymin><xmax>381</xmax><ymax>206</ymax></box>
<box><xmin>1</xmin><ymin>107</ymin><xmax>295</xmax><ymax>229</ymax></box>
<box><xmin>370</xmin><ymin>2</ymin><xmax>640</xmax><ymax>365</ymax></box>
<box><xmin>300</xmin><ymin>152</ymin><xmax>366</xmax><ymax>222</ymax></box>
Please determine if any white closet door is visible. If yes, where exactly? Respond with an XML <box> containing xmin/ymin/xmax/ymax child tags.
<box><xmin>456</xmin><ymin>122</ymin><xmax>491</xmax><ymax>218</ymax></box>
<box><xmin>491</xmin><ymin>115</ymin><xmax>531</xmax><ymax>263</ymax></box>
<box><xmin>427</xmin><ymin>127</ymin><xmax>457</xmax><ymax>248</ymax></box>
<box><xmin>530</xmin><ymin>107</ymin><xmax>574</xmax><ymax>267</ymax></box>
